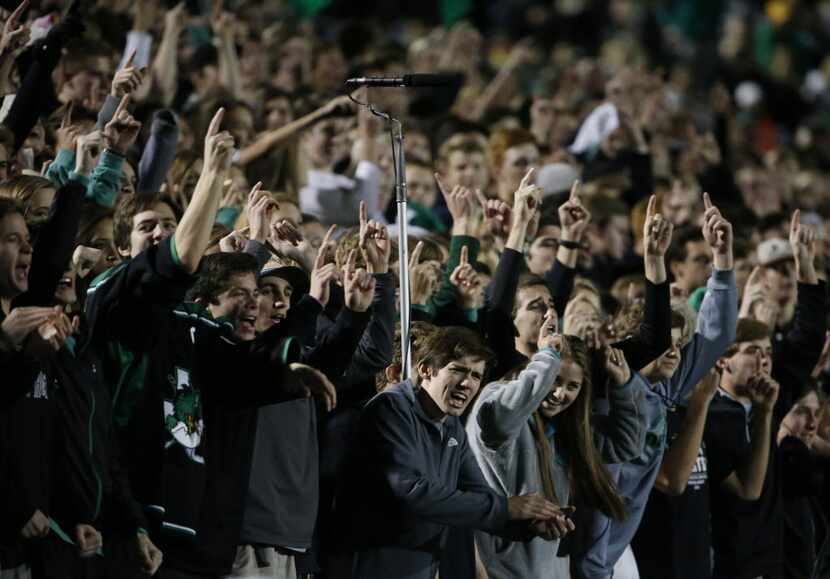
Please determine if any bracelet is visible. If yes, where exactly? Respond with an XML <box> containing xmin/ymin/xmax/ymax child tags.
<box><xmin>558</xmin><ymin>239</ymin><xmax>582</xmax><ymax>250</ymax></box>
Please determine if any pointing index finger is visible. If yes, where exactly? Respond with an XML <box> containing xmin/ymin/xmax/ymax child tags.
<box><xmin>123</xmin><ymin>49</ymin><xmax>137</xmax><ymax>70</ymax></box>
<box><xmin>646</xmin><ymin>195</ymin><xmax>655</xmax><ymax>221</ymax></box>
<box><xmin>409</xmin><ymin>240</ymin><xmax>424</xmax><ymax>269</ymax></box>
<box><xmin>569</xmin><ymin>179</ymin><xmax>581</xmax><ymax>203</ymax></box>
<box><xmin>61</xmin><ymin>101</ymin><xmax>73</xmax><ymax>129</ymax></box>
<box><xmin>703</xmin><ymin>192</ymin><xmax>713</xmax><ymax>211</ymax></box>
<box><xmin>207</xmin><ymin>108</ymin><xmax>225</xmax><ymax>138</ymax></box>
<box><xmin>8</xmin><ymin>0</ymin><xmax>29</xmax><ymax>28</ymax></box>
<box><xmin>460</xmin><ymin>245</ymin><xmax>469</xmax><ymax>266</ymax></box>
<box><xmin>112</xmin><ymin>94</ymin><xmax>130</xmax><ymax>122</ymax></box>
<box><xmin>791</xmin><ymin>209</ymin><xmax>801</xmax><ymax>234</ymax></box>
<box><xmin>519</xmin><ymin>167</ymin><xmax>535</xmax><ymax>190</ymax></box>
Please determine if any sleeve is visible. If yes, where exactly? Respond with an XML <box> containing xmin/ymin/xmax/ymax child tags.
<box><xmin>303</xmin><ymin>307</ymin><xmax>370</xmax><ymax>381</ymax></box>
<box><xmin>340</xmin><ymin>273</ymin><xmax>396</xmax><ymax>390</ymax></box>
<box><xmin>474</xmin><ymin>349</ymin><xmax>561</xmax><ymax>448</ymax></box>
<box><xmin>703</xmin><ymin>406</ymin><xmax>745</xmax><ymax>486</ymax></box>
<box><xmin>657</xmin><ymin>269</ymin><xmax>738</xmax><ymax>404</ymax></box>
<box><xmin>0</xmin><ymin>347</ymin><xmax>39</xmax><ymax>411</ymax></box>
<box><xmin>200</xmin><ymin>326</ymin><xmax>306</xmax><ymax>409</ymax></box>
<box><xmin>117</xmin><ymin>30</ymin><xmax>153</xmax><ymax>70</ymax></box>
<box><xmin>545</xmin><ymin>259</ymin><xmax>577</xmax><ymax>319</ymax></box>
<box><xmin>12</xmin><ymin>181</ymin><xmax>86</xmax><ymax>309</ymax></box>
<box><xmin>84</xmin><ymin>236</ymin><xmax>195</xmax><ymax>350</ymax></box>
<box><xmin>773</xmin><ymin>281</ymin><xmax>827</xmax><ymax>412</ymax></box>
<box><xmin>86</xmin><ymin>150</ymin><xmax>124</xmax><ymax>208</ymax></box>
<box><xmin>482</xmin><ymin>248</ymin><xmax>524</xmax><ymax>379</ymax></box>
<box><xmin>614</xmin><ymin>280</ymin><xmax>672</xmax><ymax>372</ymax></box>
<box><xmin>242</xmin><ymin>239</ymin><xmax>271</xmax><ymax>270</ymax></box>
<box><xmin>102</xmin><ymin>428</ymin><xmax>148</xmax><ymax>536</ymax></box>
<box><xmin>4</xmin><ymin>15</ymin><xmax>81</xmax><ymax>151</ymax></box>
<box><xmin>137</xmin><ymin>110</ymin><xmax>180</xmax><ymax>195</ymax></box>
<box><xmin>95</xmin><ymin>95</ymin><xmax>121</xmax><ymax>131</ymax></box>
<box><xmin>592</xmin><ymin>372</ymin><xmax>648</xmax><ymax>463</ymax></box>
<box><xmin>44</xmin><ymin>149</ymin><xmax>76</xmax><ymax>188</ymax></box>
<box><xmin>354</xmin><ymin>160</ymin><xmax>383</xmax><ymax>222</ymax></box>
<box><xmin>431</xmin><ymin>235</ymin><xmax>480</xmax><ymax>310</ymax></box>
<box><xmin>364</xmin><ymin>394</ymin><xmax>510</xmax><ymax>531</ymax></box>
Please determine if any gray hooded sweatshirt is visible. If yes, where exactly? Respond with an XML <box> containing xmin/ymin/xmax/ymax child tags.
<box><xmin>468</xmin><ymin>345</ymin><xmax>648</xmax><ymax>579</ymax></box>
<box><xmin>575</xmin><ymin>268</ymin><xmax>738</xmax><ymax>579</ymax></box>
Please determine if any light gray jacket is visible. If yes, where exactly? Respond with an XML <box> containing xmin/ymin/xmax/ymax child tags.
<box><xmin>467</xmin><ymin>347</ymin><xmax>647</xmax><ymax>579</ymax></box>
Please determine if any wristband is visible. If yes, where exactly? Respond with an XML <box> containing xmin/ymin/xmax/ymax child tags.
<box><xmin>558</xmin><ymin>239</ymin><xmax>582</xmax><ymax>250</ymax></box>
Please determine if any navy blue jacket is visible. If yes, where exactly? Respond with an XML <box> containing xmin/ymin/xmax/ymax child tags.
<box><xmin>337</xmin><ymin>380</ymin><xmax>509</xmax><ymax>579</ymax></box>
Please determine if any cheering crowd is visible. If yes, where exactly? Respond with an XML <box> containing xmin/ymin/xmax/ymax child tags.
<box><xmin>2</xmin><ymin>0</ymin><xmax>830</xmax><ymax>578</ymax></box>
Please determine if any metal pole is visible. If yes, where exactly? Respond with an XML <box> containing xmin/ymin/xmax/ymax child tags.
<box><xmin>392</xmin><ymin>118</ymin><xmax>412</xmax><ymax>380</ymax></box>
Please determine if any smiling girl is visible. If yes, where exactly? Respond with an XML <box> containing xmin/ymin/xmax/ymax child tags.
<box><xmin>466</xmin><ymin>312</ymin><xmax>631</xmax><ymax>578</ymax></box>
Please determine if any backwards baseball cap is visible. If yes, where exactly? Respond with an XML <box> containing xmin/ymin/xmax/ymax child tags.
<box><xmin>757</xmin><ymin>238</ymin><xmax>793</xmax><ymax>266</ymax></box>
<box><xmin>258</xmin><ymin>265</ymin><xmax>310</xmax><ymax>304</ymax></box>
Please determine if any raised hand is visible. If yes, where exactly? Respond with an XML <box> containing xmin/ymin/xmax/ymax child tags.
<box><xmin>343</xmin><ymin>249</ymin><xmax>376</xmax><ymax>313</ymax></box>
<box><xmin>511</xmin><ymin>168</ymin><xmax>542</xmax><ymax>227</ymax></box>
<box><xmin>0</xmin><ymin>0</ymin><xmax>30</xmax><ymax>59</ymax></box>
<box><xmin>163</xmin><ymin>2</ymin><xmax>186</xmax><ymax>36</ymax></box>
<box><xmin>603</xmin><ymin>346</ymin><xmax>632</xmax><ymax>386</ymax></box>
<box><xmin>290</xmin><ymin>362</ymin><xmax>337</xmax><ymax>412</ymax></box>
<box><xmin>559</xmin><ymin>180</ymin><xmax>591</xmax><ymax>243</ymax></box>
<box><xmin>789</xmin><ymin>209</ymin><xmax>818</xmax><ymax>284</ymax></box>
<box><xmin>435</xmin><ymin>173</ymin><xmax>475</xmax><ymax>235</ymax></box>
<box><xmin>689</xmin><ymin>369</ymin><xmax>720</xmax><ymax>405</ymax></box>
<box><xmin>409</xmin><ymin>241</ymin><xmax>440</xmax><ymax>306</ymax></box>
<box><xmin>111</xmin><ymin>50</ymin><xmax>146</xmax><ymax>98</ymax></box>
<box><xmin>643</xmin><ymin>194</ymin><xmax>673</xmax><ymax>257</ymax></box>
<box><xmin>449</xmin><ymin>245</ymin><xmax>484</xmax><ymax>310</ymax></box>
<box><xmin>701</xmin><ymin>193</ymin><xmax>733</xmax><ymax>270</ymax></box>
<box><xmin>203</xmin><ymin>108</ymin><xmax>235</xmax><ymax>174</ymax></box>
<box><xmin>75</xmin><ymin>524</ymin><xmax>102</xmax><ymax>558</ymax></box>
<box><xmin>55</xmin><ymin>103</ymin><xmax>83</xmax><ymax>153</ymax></box>
<box><xmin>245</xmin><ymin>182</ymin><xmax>274</xmax><ymax>243</ymax></box>
<box><xmin>75</xmin><ymin>131</ymin><xmax>104</xmax><ymax>177</ymax></box>
<box><xmin>537</xmin><ymin>308</ymin><xmax>562</xmax><ymax>352</ymax></box>
<box><xmin>309</xmin><ymin>225</ymin><xmax>338</xmax><ymax>307</ymax></box>
<box><xmin>477</xmin><ymin>189</ymin><xmax>511</xmax><ymax>239</ymax></box>
<box><xmin>739</xmin><ymin>266</ymin><xmax>779</xmax><ymax>326</ymax></box>
<box><xmin>72</xmin><ymin>246</ymin><xmax>103</xmax><ymax>279</ymax></box>
<box><xmin>747</xmin><ymin>373</ymin><xmax>780</xmax><ymax>415</ymax></box>
<box><xmin>218</xmin><ymin>229</ymin><xmax>246</xmax><ymax>253</ymax></box>
<box><xmin>103</xmin><ymin>95</ymin><xmax>142</xmax><ymax>156</ymax></box>
<box><xmin>359</xmin><ymin>200</ymin><xmax>391</xmax><ymax>274</ymax></box>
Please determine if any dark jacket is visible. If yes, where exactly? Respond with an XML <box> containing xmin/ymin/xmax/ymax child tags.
<box><xmin>337</xmin><ymin>380</ymin><xmax>509</xmax><ymax>579</ymax></box>
<box><xmin>85</xmin><ymin>238</ymin><xmax>305</xmax><ymax>575</ymax></box>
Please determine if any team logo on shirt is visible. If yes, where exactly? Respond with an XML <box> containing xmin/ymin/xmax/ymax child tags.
<box><xmin>164</xmin><ymin>367</ymin><xmax>205</xmax><ymax>464</ymax></box>
<box><xmin>447</xmin><ymin>437</ymin><xmax>459</xmax><ymax>448</ymax></box>
<box><xmin>28</xmin><ymin>372</ymin><xmax>49</xmax><ymax>399</ymax></box>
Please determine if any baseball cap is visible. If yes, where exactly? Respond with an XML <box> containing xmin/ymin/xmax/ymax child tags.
<box><xmin>757</xmin><ymin>238</ymin><xmax>793</xmax><ymax>266</ymax></box>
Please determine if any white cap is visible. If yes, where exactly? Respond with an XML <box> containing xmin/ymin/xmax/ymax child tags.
<box><xmin>757</xmin><ymin>238</ymin><xmax>793</xmax><ymax>266</ymax></box>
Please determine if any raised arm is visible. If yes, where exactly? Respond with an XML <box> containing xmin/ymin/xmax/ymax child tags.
<box><xmin>174</xmin><ymin>108</ymin><xmax>234</xmax><ymax>273</ymax></box>
<box><xmin>236</xmin><ymin>98</ymin><xmax>351</xmax><ymax>166</ymax></box>
<box><xmin>211</xmin><ymin>5</ymin><xmax>243</xmax><ymax>100</ymax></box>
<box><xmin>546</xmin><ymin>180</ymin><xmax>591</xmax><ymax>318</ymax></box>
<box><xmin>475</xmin><ymin>327</ymin><xmax>561</xmax><ymax>447</ymax></box>
<box><xmin>655</xmin><ymin>372</ymin><xmax>718</xmax><ymax>496</ymax></box>
<box><xmin>721</xmin><ymin>375</ymin><xmax>779</xmax><ymax>500</ymax></box>
<box><xmin>151</xmin><ymin>3</ymin><xmax>184</xmax><ymax>107</ymax></box>
<box><xmin>593</xmin><ymin>348</ymin><xmax>647</xmax><ymax>463</ymax></box>
<box><xmin>614</xmin><ymin>194</ymin><xmax>672</xmax><ymax>371</ymax></box>
<box><xmin>662</xmin><ymin>194</ymin><xmax>737</xmax><ymax>400</ymax></box>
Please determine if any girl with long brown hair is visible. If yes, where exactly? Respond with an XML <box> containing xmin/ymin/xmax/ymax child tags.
<box><xmin>467</xmin><ymin>310</ymin><xmax>643</xmax><ymax>578</ymax></box>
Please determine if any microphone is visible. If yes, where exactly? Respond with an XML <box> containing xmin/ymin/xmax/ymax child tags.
<box><xmin>344</xmin><ymin>73</ymin><xmax>462</xmax><ymax>88</ymax></box>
